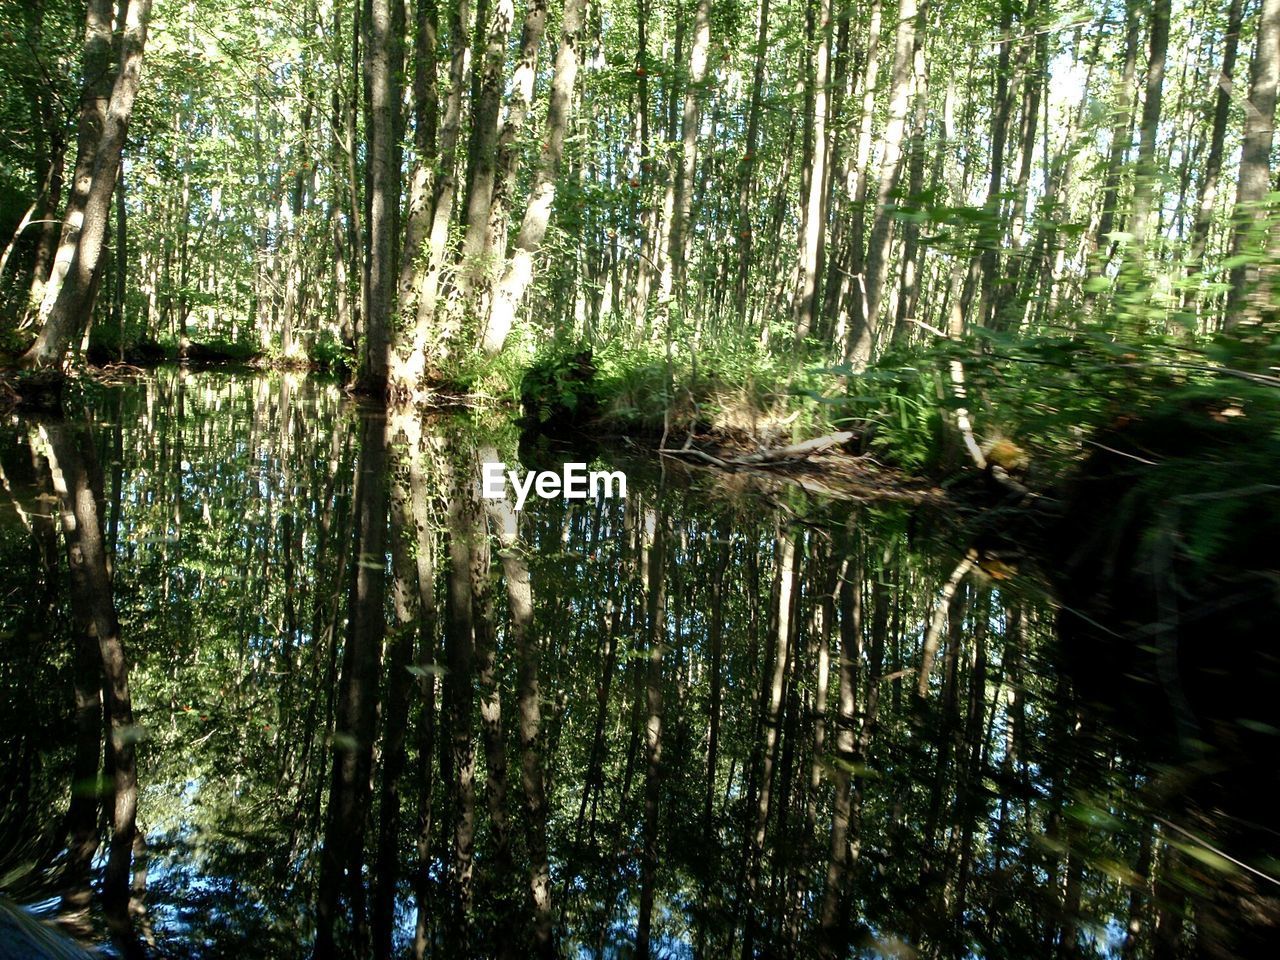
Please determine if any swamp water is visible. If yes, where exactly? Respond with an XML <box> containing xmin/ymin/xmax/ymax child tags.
<box><xmin>0</xmin><ymin>370</ymin><xmax>1274</xmax><ymax>959</ymax></box>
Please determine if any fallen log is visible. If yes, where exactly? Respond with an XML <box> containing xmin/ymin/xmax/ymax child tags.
<box><xmin>734</xmin><ymin>431</ymin><xmax>855</xmax><ymax>464</ymax></box>
<box><xmin>660</xmin><ymin>431</ymin><xmax>855</xmax><ymax>470</ymax></box>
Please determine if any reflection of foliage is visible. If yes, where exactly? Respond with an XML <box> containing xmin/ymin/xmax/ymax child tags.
<box><xmin>0</xmin><ymin>370</ymin><xmax>1270</xmax><ymax>956</ymax></box>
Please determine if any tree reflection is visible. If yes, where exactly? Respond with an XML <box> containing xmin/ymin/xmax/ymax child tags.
<box><xmin>0</xmin><ymin>370</ymin><xmax>1274</xmax><ymax>958</ymax></box>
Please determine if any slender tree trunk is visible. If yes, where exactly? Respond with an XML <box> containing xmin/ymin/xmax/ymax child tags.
<box><xmin>1130</xmin><ymin>0</ymin><xmax>1173</xmax><ymax>246</ymax></box>
<box><xmin>734</xmin><ymin>0</ymin><xmax>772</xmax><ymax>312</ymax></box>
<box><xmin>662</xmin><ymin>0</ymin><xmax>712</xmax><ymax>309</ymax></box>
<box><xmin>892</xmin><ymin>35</ymin><xmax>929</xmax><ymax>342</ymax></box>
<box><xmin>22</xmin><ymin>0</ymin><xmax>154</xmax><ymax>370</ymax></box>
<box><xmin>1226</xmin><ymin>0</ymin><xmax>1280</xmax><ymax>325</ymax></box>
<box><xmin>484</xmin><ymin>0</ymin><xmax>551</xmax><ymax>271</ymax></box>
<box><xmin>355</xmin><ymin>0</ymin><xmax>403</xmax><ymax>393</ymax></box>
<box><xmin>973</xmin><ymin>0</ymin><xmax>1019</xmax><ymax>327</ymax></box>
<box><xmin>459</xmin><ymin>0</ymin><xmax>517</xmax><ymax>291</ymax></box>
<box><xmin>834</xmin><ymin>0</ymin><xmax>884</xmax><ymax>342</ymax></box>
<box><xmin>848</xmin><ymin>0</ymin><xmax>917</xmax><ymax>368</ymax></box>
<box><xmin>313</xmin><ymin>415</ymin><xmax>389</xmax><ymax>959</ymax></box>
<box><xmin>794</xmin><ymin>0</ymin><xmax>833</xmax><ymax>341</ymax></box>
<box><xmin>482</xmin><ymin>0</ymin><xmax>587</xmax><ymax>352</ymax></box>
<box><xmin>1095</xmin><ymin>0</ymin><xmax>1141</xmax><ymax>260</ymax></box>
<box><xmin>389</xmin><ymin>0</ymin><xmax>441</xmax><ymax>397</ymax></box>
<box><xmin>1187</xmin><ymin>0</ymin><xmax>1244</xmax><ymax>290</ymax></box>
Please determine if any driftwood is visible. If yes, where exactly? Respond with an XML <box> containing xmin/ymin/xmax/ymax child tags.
<box><xmin>660</xmin><ymin>430</ymin><xmax>854</xmax><ymax>469</ymax></box>
<box><xmin>734</xmin><ymin>431</ymin><xmax>854</xmax><ymax>463</ymax></box>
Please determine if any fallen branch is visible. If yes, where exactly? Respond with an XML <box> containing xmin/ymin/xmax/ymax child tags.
<box><xmin>658</xmin><ymin>447</ymin><xmax>734</xmax><ymax>469</ymax></box>
<box><xmin>735</xmin><ymin>431</ymin><xmax>855</xmax><ymax>464</ymax></box>
<box><xmin>661</xmin><ymin>431</ymin><xmax>855</xmax><ymax>470</ymax></box>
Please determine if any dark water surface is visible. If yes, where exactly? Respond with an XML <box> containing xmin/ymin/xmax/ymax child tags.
<box><xmin>0</xmin><ymin>370</ymin><xmax>1274</xmax><ymax>959</ymax></box>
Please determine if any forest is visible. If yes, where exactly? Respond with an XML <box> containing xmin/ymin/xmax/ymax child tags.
<box><xmin>0</xmin><ymin>0</ymin><xmax>1279</xmax><ymax>957</ymax></box>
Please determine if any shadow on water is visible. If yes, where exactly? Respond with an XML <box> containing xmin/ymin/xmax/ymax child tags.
<box><xmin>0</xmin><ymin>368</ymin><xmax>1274</xmax><ymax>958</ymax></box>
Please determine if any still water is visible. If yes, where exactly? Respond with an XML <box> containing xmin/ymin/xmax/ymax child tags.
<box><xmin>0</xmin><ymin>370</ymin><xmax>1274</xmax><ymax>959</ymax></box>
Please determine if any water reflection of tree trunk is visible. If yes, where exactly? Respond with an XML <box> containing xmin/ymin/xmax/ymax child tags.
<box><xmin>482</xmin><ymin>454</ymin><xmax>555</xmax><ymax>958</ymax></box>
<box><xmin>920</xmin><ymin>581</ymin><xmax>969</xmax><ymax>910</ymax></box>
<box><xmin>576</xmin><ymin>497</ymin><xmax>635</xmax><ymax>847</ymax></box>
<box><xmin>791</xmin><ymin>537</ymin><xmax>836</xmax><ymax>944</ymax></box>
<box><xmin>37</xmin><ymin>422</ymin><xmax>141</xmax><ymax>955</ymax></box>
<box><xmin>740</xmin><ymin>529</ymin><xmax>797</xmax><ymax>957</ymax></box>
<box><xmin>818</xmin><ymin>537</ymin><xmax>862</xmax><ymax>959</ymax></box>
<box><xmin>297</xmin><ymin>420</ymin><xmax>355</xmax><ymax>846</ymax></box>
<box><xmin>409</xmin><ymin>428</ymin><xmax>440</xmax><ymax>960</ymax></box>
<box><xmin>373</xmin><ymin>414</ymin><xmax>424</xmax><ymax>960</ymax></box>
<box><xmin>916</xmin><ymin>551</ymin><xmax>974</xmax><ymax>699</ymax></box>
<box><xmin>698</xmin><ymin>527</ymin><xmax>727</xmax><ymax>802</ymax></box>
<box><xmin>470</xmin><ymin>457</ymin><xmax>514</xmax><ymax>916</ymax></box>
<box><xmin>313</xmin><ymin>413</ymin><xmax>388</xmax><ymax>959</ymax></box>
<box><xmin>440</xmin><ymin>441</ymin><xmax>478</xmax><ymax>950</ymax></box>
<box><xmin>59</xmin><ymin>620</ymin><xmax>103</xmax><ymax>935</ymax></box>
<box><xmin>950</xmin><ymin>588</ymin><xmax>990</xmax><ymax>919</ymax></box>
<box><xmin>635</xmin><ymin>504</ymin><xmax>667</xmax><ymax>960</ymax></box>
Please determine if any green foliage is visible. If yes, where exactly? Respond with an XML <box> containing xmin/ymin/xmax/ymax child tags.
<box><xmin>832</xmin><ymin>353</ymin><xmax>948</xmax><ymax>473</ymax></box>
<box><xmin>310</xmin><ymin>329</ymin><xmax>353</xmax><ymax>374</ymax></box>
<box><xmin>519</xmin><ymin>343</ymin><xmax>601</xmax><ymax>426</ymax></box>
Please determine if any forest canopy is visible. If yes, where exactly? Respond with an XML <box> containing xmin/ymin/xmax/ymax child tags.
<box><xmin>0</xmin><ymin>0</ymin><xmax>1277</xmax><ymax>454</ymax></box>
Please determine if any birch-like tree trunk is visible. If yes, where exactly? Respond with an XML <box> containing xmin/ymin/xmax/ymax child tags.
<box><xmin>662</xmin><ymin>0</ymin><xmax>712</xmax><ymax>306</ymax></box>
<box><xmin>1130</xmin><ymin>0</ymin><xmax>1172</xmax><ymax>246</ymax></box>
<box><xmin>355</xmin><ymin>0</ymin><xmax>402</xmax><ymax>393</ymax></box>
<box><xmin>482</xmin><ymin>0</ymin><xmax>587</xmax><ymax>353</ymax></box>
<box><xmin>1186</xmin><ymin>0</ymin><xmax>1244</xmax><ymax>288</ymax></box>
<box><xmin>848</xmin><ymin>0</ymin><xmax>917</xmax><ymax>368</ymax></box>
<box><xmin>389</xmin><ymin>0</ymin><xmax>441</xmax><ymax>398</ymax></box>
<box><xmin>1226</xmin><ymin>0</ymin><xmax>1280</xmax><ymax>325</ymax></box>
<box><xmin>459</xmin><ymin>0</ymin><xmax>517</xmax><ymax>292</ymax></box>
<box><xmin>794</xmin><ymin>0</ymin><xmax>832</xmax><ymax>341</ymax></box>
<box><xmin>21</xmin><ymin>0</ymin><xmax>154</xmax><ymax>370</ymax></box>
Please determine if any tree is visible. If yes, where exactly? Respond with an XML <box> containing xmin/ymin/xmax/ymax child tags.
<box><xmin>1226</xmin><ymin>0</ymin><xmax>1280</xmax><ymax>324</ymax></box>
<box><xmin>20</xmin><ymin>0</ymin><xmax>154</xmax><ymax>370</ymax></box>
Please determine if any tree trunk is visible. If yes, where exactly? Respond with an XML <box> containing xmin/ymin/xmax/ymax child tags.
<box><xmin>1187</xmin><ymin>0</ymin><xmax>1244</xmax><ymax>292</ymax></box>
<box><xmin>21</xmin><ymin>0</ymin><xmax>154</xmax><ymax>370</ymax></box>
<box><xmin>1226</xmin><ymin>0</ymin><xmax>1280</xmax><ymax>325</ymax></box>
<box><xmin>459</xmin><ymin>0</ymin><xmax>517</xmax><ymax>292</ymax></box>
<box><xmin>483</xmin><ymin>0</ymin><xmax>551</xmax><ymax>275</ymax></box>
<box><xmin>1130</xmin><ymin>0</ymin><xmax>1173</xmax><ymax>246</ymax></box>
<box><xmin>794</xmin><ymin>0</ymin><xmax>833</xmax><ymax>342</ymax></box>
<box><xmin>734</xmin><ymin>0</ymin><xmax>772</xmax><ymax>312</ymax></box>
<box><xmin>482</xmin><ymin>0</ymin><xmax>587</xmax><ymax>352</ymax></box>
<box><xmin>662</xmin><ymin>0</ymin><xmax>712</xmax><ymax>308</ymax></box>
<box><xmin>848</xmin><ymin>0</ymin><xmax>917</xmax><ymax>368</ymax></box>
<box><xmin>388</xmin><ymin>0</ymin><xmax>440</xmax><ymax>396</ymax></box>
<box><xmin>356</xmin><ymin>0</ymin><xmax>403</xmax><ymax>393</ymax></box>
<box><xmin>1095</xmin><ymin>0</ymin><xmax>1141</xmax><ymax>260</ymax></box>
